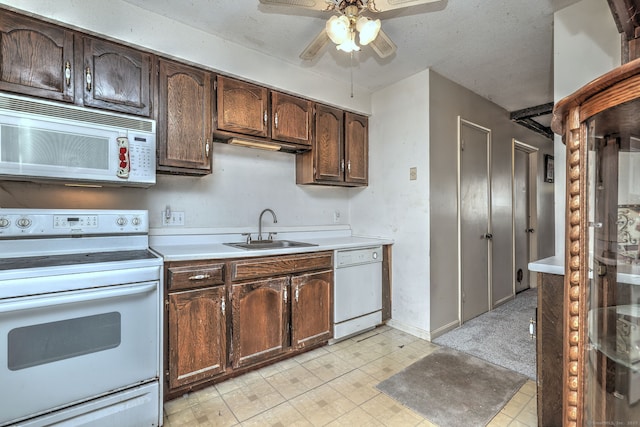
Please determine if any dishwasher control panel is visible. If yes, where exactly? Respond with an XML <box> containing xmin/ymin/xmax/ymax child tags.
<box><xmin>335</xmin><ymin>246</ymin><xmax>382</xmax><ymax>268</ymax></box>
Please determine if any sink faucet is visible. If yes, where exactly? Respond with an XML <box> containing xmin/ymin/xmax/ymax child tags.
<box><xmin>258</xmin><ymin>208</ymin><xmax>277</xmax><ymax>241</ymax></box>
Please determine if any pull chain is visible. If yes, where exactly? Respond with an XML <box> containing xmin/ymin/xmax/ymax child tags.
<box><xmin>350</xmin><ymin>51</ymin><xmax>354</xmax><ymax>98</ymax></box>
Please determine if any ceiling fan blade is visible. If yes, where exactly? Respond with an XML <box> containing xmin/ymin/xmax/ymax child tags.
<box><xmin>300</xmin><ymin>28</ymin><xmax>330</xmax><ymax>60</ymax></box>
<box><xmin>369</xmin><ymin>28</ymin><xmax>396</xmax><ymax>58</ymax></box>
<box><xmin>366</xmin><ymin>0</ymin><xmax>442</xmax><ymax>12</ymax></box>
<box><xmin>259</xmin><ymin>0</ymin><xmax>336</xmax><ymax>11</ymax></box>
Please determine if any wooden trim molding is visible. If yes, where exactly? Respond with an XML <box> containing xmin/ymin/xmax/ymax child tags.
<box><xmin>563</xmin><ymin>106</ymin><xmax>586</xmax><ymax>427</ymax></box>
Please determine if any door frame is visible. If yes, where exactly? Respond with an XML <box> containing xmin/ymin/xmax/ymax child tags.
<box><xmin>511</xmin><ymin>139</ymin><xmax>539</xmax><ymax>295</ymax></box>
<box><xmin>457</xmin><ymin>117</ymin><xmax>492</xmax><ymax>324</ymax></box>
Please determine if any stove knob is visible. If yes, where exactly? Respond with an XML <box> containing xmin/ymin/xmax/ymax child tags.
<box><xmin>16</xmin><ymin>217</ymin><xmax>32</xmax><ymax>228</ymax></box>
<box><xmin>131</xmin><ymin>217</ymin><xmax>141</xmax><ymax>226</ymax></box>
<box><xmin>116</xmin><ymin>217</ymin><xmax>128</xmax><ymax>226</ymax></box>
<box><xmin>0</xmin><ymin>217</ymin><xmax>9</xmax><ymax>228</ymax></box>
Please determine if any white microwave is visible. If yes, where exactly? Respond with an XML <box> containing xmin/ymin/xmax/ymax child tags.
<box><xmin>0</xmin><ymin>93</ymin><xmax>156</xmax><ymax>187</ymax></box>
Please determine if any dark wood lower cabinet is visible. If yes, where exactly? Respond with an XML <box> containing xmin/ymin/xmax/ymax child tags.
<box><xmin>231</xmin><ymin>277</ymin><xmax>289</xmax><ymax>368</ymax></box>
<box><xmin>164</xmin><ymin>252</ymin><xmax>334</xmax><ymax>399</ymax></box>
<box><xmin>167</xmin><ymin>286</ymin><xmax>227</xmax><ymax>390</ymax></box>
<box><xmin>291</xmin><ymin>270</ymin><xmax>332</xmax><ymax>349</ymax></box>
<box><xmin>536</xmin><ymin>272</ymin><xmax>564</xmax><ymax>427</ymax></box>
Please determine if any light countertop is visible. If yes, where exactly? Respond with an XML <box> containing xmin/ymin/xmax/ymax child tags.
<box><xmin>528</xmin><ymin>255</ymin><xmax>640</xmax><ymax>285</ymax></box>
<box><xmin>150</xmin><ymin>228</ymin><xmax>393</xmax><ymax>262</ymax></box>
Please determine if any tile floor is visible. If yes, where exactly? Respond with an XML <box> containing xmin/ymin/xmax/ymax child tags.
<box><xmin>163</xmin><ymin>325</ymin><xmax>537</xmax><ymax>426</ymax></box>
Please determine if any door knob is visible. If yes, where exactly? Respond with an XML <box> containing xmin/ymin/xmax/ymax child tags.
<box><xmin>483</xmin><ymin>233</ymin><xmax>493</xmax><ymax>240</ymax></box>
<box><xmin>526</xmin><ymin>228</ymin><xmax>535</xmax><ymax>233</ymax></box>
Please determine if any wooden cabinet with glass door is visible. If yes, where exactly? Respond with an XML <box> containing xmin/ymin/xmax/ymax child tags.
<box><xmin>552</xmin><ymin>57</ymin><xmax>640</xmax><ymax>426</ymax></box>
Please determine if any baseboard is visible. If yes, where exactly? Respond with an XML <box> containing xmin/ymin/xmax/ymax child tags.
<box><xmin>429</xmin><ymin>320</ymin><xmax>461</xmax><ymax>340</ymax></box>
<box><xmin>494</xmin><ymin>294</ymin><xmax>514</xmax><ymax>308</ymax></box>
<box><xmin>386</xmin><ymin>319</ymin><xmax>432</xmax><ymax>341</ymax></box>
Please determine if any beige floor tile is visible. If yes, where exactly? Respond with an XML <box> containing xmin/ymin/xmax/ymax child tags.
<box><xmin>325</xmin><ymin>407</ymin><xmax>385</xmax><ymax>426</ymax></box>
<box><xmin>257</xmin><ymin>356</ymin><xmax>300</xmax><ymax>378</ymax></box>
<box><xmin>191</xmin><ymin>395</ymin><xmax>239</xmax><ymax>426</ymax></box>
<box><xmin>300</xmin><ymin>351</ymin><xmax>356</xmax><ymax>382</ymax></box>
<box><xmin>289</xmin><ymin>383</ymin><xmax>357</xmax><ymax>426</ymax></box>
<box><xmin>264</xmin><ymin>363</ymin><xmax>325</xmax><ymax>400</ymax></box>
<box><xmin>164</xmin><ymin>393</ymin><xmax>198</xmax><ymax>416</ymax></box>
<box><xmin>331</xmin><ymin>342</ymin><xmax>387</xmax><ymax>367</ymax></box>
<box><xmin>191</xmin><ymin>384</ymin><xmax>222</xmax><ymax>403</ymax></box>
<box><xmin>519</xmin><ymin>380</ymin><xmax>537</xmax><ymax>397</ymax></box>
<box><xmin>501</xmin><ymin>391</ymin><xmax>530</xmax><ymax>418</ymax></box>
<box><xmin>359</xmin><ymin>354</ymin><xmax>405</xmax><ymax>381</ymax></box>
<box><xmin>240</xmin><ymin>402</ymin><xmax>312</xmax><ymax>427</ymax></box>
<box><xmin>327</xmin><ymin>368</ymin><xmax>381</xmax><ymax>405</ymax></box>
<box><xmin>291</xmin><ymin>346</ymin><xmax>331</xmax><ymax>364</ymax></box>
<box><xmin>487</xmin><ymin>411</ymin><xmax>513</xmax><ymax>427</ymax></box>
<box><xmin>220</xmin><ymin>376</ymin><xmax>286</xmax><ymax>422</ymax></box>
<box><xmin>164</xmin><ymin>406</ymin><xmax>198</xmax><ymax>426</ymax></box>
<box><xmin>416</xmin><ymin>419</ymin><xmax>440</xmax><ymax>427</ymax></box>
<box><xmin>214</xmin><ymin>370</ymin><xmax>264</xmax><ymax>396</ymax></box>
<box><xmin>359</xmin><ymin>393</ymin><xmax>424</xmax><ymax>426</ymax></box>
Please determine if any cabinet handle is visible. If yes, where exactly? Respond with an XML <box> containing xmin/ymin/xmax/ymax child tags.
<box><xmin>347</xmin><ymin>160</ymin><xmax>351</xmax><ymax>173</ymax></box>
<box><xmin>295</xmin><ymin>286</ymin><xmax>299</xmax><ymax>303</ymax></box>
<box><xmin>274</xmin><ymin>112</ymin><xmax>279</xmax><ymax>129</ymax></box>
<box><xmin>205</xmin><ymin>139</ymin><xmax>210</xmax><ymax>158</ymax></box>
<box><xmin>341</xmin><ymin>159</ymin><xmax>345</xmax><ymax>172</ymax></box>
<box><xmin>64</xmin><ymin>61</ymin><xmax>71</xmax><ymax>86</ymax></box>
<box><xmin>85</xmin><ymin>67</ymin><xmax>92</xmax><ymax>92</ymax></box>
<box><xmin>188</xmin><ymin>274</ymin><xmax>211</xmax><ymax>281</ymax></box>
<box><xmin>283</xmin><ymin>287</ymin><xmax>287</xmax><ymax>303</ymax></box>
<box><xmin>221</xmin><ymin>297</ymin><xmax>226</xmax><ymax>315</ymax></box>
<box><xmin>264</xmin><ymin>110</ymin><xmax>268</xmax><ymax>126</ymax></box>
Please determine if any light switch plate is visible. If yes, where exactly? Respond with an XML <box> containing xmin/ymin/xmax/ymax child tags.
<box><xmin>162</xmin><ymin>211</ymin><xmax>184</xmax><ymax>226</ymax></box>
<box><xmin>410</xmin><ymin>167</ymin><xmax>417</xmax><ymax>180</ymax></box>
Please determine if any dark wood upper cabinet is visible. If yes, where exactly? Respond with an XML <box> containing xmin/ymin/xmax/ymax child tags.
<box><xmin>230</xmin><ymin>277</ymin><xmax>289</xmax><ymax>369</ymax></box>
<box><xmin>271</xmin><ymin>91</ymin><xmax>313</xmax><ymax>146</ymax></box>
<box><xmin>0</xmin><ymin>11</ymin><xmax>74</xmax><ymax>102</ymax></box>
<box><xmin>291</xmin><ymin>270</ymin><xmax>332</xmax><ymax>349</ymax></box>
<box><xmin>297</xmin><ymin>106</ymin><xmax>368</xmax><ymax>187</ymax></box>
<box><xmin>344</xmin><ymin>112</ymin><xmax>368</xmax><ymax>185</ymax></box>
<box><xmin>81</xmin><ymin>36</ymin><xmax>151</xmax><ymax>116</ymax></box>
<box><xmin>215</xmin><ymin>75</ymin><xmax>269</xmax><ymax>137</ymax></box>
<box><xmin>157</xmin><ymin>59</ymin><xmax>212</xmax><ymax>174</ymax></box>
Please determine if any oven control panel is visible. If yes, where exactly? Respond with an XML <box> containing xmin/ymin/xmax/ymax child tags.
<box><xmin>0</xmin><ymin>209</ymin><xmax>148</xmax><ymax>236</ymax></box>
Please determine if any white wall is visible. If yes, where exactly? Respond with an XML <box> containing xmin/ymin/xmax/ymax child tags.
<box><xmin>0</xmin><ymin>0</ymin><xmax>365</xmax><ymax>231</ymax></box>
<box><xmin>553</xmin><ymin>0</ymin><xmax>621</xmax><ymax>256</ymax></box>
<box><xmin>350</xmin><ymin>70</ymin><xmax>431</xmax><ymax>337</ymax></box>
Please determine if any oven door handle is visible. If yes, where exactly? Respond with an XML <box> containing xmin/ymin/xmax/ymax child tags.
<box><xmin>0</xmin><ymin>282</ymin><xmax>157</xmax><ymax>314</ymax></box>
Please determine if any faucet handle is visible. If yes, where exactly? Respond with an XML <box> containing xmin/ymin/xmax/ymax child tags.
<box><xmin>267</xmin><ymin>232</ymin><xmax>277</xmax><ymax>241</ymax></box>
<box><xmin>241</xmin><ymin>233</ymin><xmax>252</xmax><ymax>244</ymax></box>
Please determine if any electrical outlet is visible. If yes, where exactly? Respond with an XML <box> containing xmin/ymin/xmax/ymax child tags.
<box><xmin>410</xmin><ymin>167</ymin><xmax>417</xmax><ymax>181</ymax></box>
<box><xmin>333</xmin><ymin>210</ymin><xmax>341</xmax><ymax>223</ymax></box>
<box><xmin>162</xmin><ymin>211</ymin><xmax>184</xmax><ymax>226</ymax></box>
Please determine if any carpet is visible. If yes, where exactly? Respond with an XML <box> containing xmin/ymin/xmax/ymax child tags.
<box><xmin>433</xmin><ymin>288</ymin><xmax>537</xmax><ymax>379</ymax></box>
<box><xmin>377</xmin><ymin>347</ymin><xmax>527</xmax><ymax>427</ymax></box>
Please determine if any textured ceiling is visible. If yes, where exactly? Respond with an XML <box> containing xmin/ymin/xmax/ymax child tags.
<box><xmin>122</xmin><ymin>0</ymin><xmax>583</xmax><ymax>113</ymax></box>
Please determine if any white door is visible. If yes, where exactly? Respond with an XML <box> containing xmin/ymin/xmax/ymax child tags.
<box><xmin>513</xmin><ymin>140</ymin><xmax>538</xmax><ymax>294</ymax></box>
<box><xmin>459</xmin><ymin>118</ymin><xmax>492</xmax><ymax>323</ymax></box>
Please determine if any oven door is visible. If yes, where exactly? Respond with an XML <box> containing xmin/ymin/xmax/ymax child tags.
<box><xmin>0</xmin><ymin>281</ymin><xmax>159</xmax><ymax>426</ymax></box>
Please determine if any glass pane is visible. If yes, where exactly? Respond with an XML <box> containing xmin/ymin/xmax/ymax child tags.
<box><xmin>585</xmin><ymin>98</ymin><xmax>640</xmax><ymax>423</ymax></box>
<box><xmin>8</xmin><ymin>312</ymin><xmax>121</xmax><ymax>370</ymax></box>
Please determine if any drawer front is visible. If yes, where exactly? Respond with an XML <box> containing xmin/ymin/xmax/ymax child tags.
<box><xmin>231</xmin><ymin>251</ymin><xmax>333</xmax><ymax>282</ymax></box>
<box><xmin>167</xmin><ymin>263</ymin><xmax>225</xmax><ymax>290</ymax></box>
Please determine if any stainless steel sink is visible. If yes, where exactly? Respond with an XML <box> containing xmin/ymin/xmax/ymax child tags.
<box><xmin>224</xmin><ymin>240</ymin><xmax>318</xmax><ymax>250</ymax></box>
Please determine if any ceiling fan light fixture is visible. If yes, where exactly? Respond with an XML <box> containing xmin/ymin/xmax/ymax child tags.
<box><xmin>336</xmin><ymin>31</ymin><xmax>360</xmax><ymax>52</ymax></box>
<box><xmin>326</xmin><ymin>15</ymin><xmax>350</xmax><ymax>44</ymax></box>
<box><xmin>356</xmin><ymin>16</ymin><xmax>380</xmax><ymax>45</ymax></box>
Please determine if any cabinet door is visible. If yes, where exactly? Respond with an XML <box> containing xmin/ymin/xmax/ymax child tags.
<box><xmin>0</xmin><ymin>11</ymin><xmax>74</xmax><ymax>102</ymax></box>
<box><xmin>216</xmin><ymin>76</ymin><xmax>269</xmax><ymax>137</ymax></box>
<box><xmin>291</xmin><ymin>270</ymin><xmax>332</xmax><ymax>349</ymax></box>
<box><xmin>168</xmin><ymin>286</ymin><xmax>227</xmax><ymax>390</ymax></box>
<box><xmin>314</xmin><ymin>104</ymin><xmax>344</xmax><ymax>182</ymax></box>
<box><xmin>344</xmin><ymin>112</ymin><xmax>368</xmax><ymax>185</ymax></box>
<box><xmin>82</xmin><ymin>36</ymin><xmax>151</xmax><ymax>116</ymax></box>
<box><xmin>157</xmin><ymin>59</ymin><xmax>212</xmax><ymax>174</ymax></box>
<box><xmin>231</xmin><ymin>277</ymin><xmax>288</xmax><ymax>368</ymax></box>
<box><xmin>271</xmin><ymin>91</ymin><xmax>312</xmax><ymax>146</ymax></box>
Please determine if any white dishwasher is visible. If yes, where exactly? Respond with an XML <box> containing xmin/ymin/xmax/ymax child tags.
<box><xmin>331</xmin><ymin>246</ymin><xmax>383</xmax><ymax>343</ymax></box>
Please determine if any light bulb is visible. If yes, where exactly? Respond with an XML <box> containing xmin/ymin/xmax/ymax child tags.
<box><xmin>356</xmin><ymin>17</ymin><xmax>381</xmax><ymax>45</ymax></box>
<box><xmin>336</xmin><ymin>31</ymin><xmax>360</xmax><ymax>53</ymax></box>
<box><xmin>326</xmin><ymin>15</ymin><xmax>350</xmax><ymax>45</ymax></box>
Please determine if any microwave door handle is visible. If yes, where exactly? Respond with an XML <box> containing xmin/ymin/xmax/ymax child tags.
<box><xmin>0</xmin><ymin>282</ymin><xmax>156</xmax><ymax>314</ymax></box>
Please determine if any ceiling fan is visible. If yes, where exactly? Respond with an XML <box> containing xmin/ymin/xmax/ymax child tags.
<box><xmin>259</xmin><ymin>0</ymin><xmax>442</xmax><ymax>60</ymax></box>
